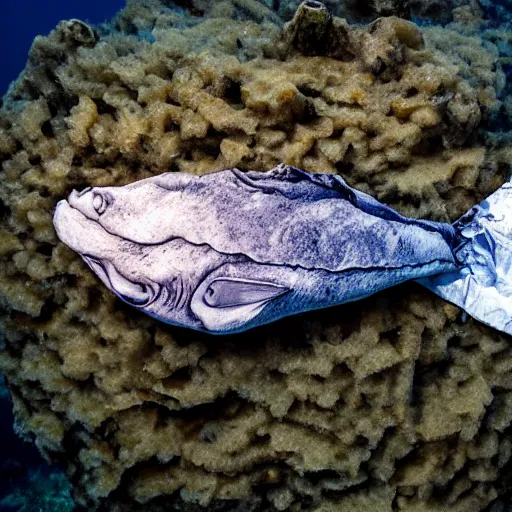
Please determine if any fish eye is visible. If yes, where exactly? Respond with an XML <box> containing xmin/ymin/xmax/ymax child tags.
<box><xmin>92</xmin><ymin>192</ymin><xmax>113</xmax><ymax>215</ymax></box>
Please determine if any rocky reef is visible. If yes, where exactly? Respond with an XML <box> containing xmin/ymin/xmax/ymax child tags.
<box><xmin>1</xmin><ymin>0</ymin><xmax>512</xmax><ymax>510</ymax></box>
<box><xmin>0</xmin><ymin>375</ymin><xmax>74</xmax><ymax>511</ymax></box>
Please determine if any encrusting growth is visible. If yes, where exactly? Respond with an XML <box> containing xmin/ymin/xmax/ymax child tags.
<box><xmin>0</xmin><ymin>0</ymin><xmax>511</xmax><ymax>510</ymax></box>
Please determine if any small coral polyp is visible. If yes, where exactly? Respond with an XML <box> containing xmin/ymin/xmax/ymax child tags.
<box><xmin>0</xmin><ymin>0</ymin><xmax>511</xmax><ymax>511</ymax></box>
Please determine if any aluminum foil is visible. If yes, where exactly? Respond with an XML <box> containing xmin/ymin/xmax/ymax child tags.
<box><xmin>419</xmin><ymin>180</ymin><xmax>512</xmax><ymax>335</ymax></box>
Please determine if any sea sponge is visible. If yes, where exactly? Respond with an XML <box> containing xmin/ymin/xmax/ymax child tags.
<box><xmin>274</xmin><ymin>0</ymin><xmax>483</xmax><ymax>24</ymax></box>
<box><xmin>0</xmin><ymin>1</ymin><xmax>511</xmax><ymax>511</ymax></box>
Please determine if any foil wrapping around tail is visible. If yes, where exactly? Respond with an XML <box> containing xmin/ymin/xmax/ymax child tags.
<box><xmin>419</xmin><ymin>180</ymin><xmax>512</xmax><ymax>336</ymax></box>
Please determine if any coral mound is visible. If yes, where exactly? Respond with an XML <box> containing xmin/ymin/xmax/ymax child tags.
<box><xmin>1</xmin><ymin>1</ymin><xmax>512</xmax><ymax>510</ymax></box>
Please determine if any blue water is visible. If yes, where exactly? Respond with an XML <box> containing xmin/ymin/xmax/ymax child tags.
<box><xmin>1</xmin><ymin>372</ymin><xmax>78</xmax><ymax>511</ymax></box>
<box><xmin>0</xmin><ymin>0</ymin><xmax>124</xmax><ymax>96</ymax></box>
<box><xmin>0</xmin><ymin>4</ymin><xmax>125</xmax><ymax>510</ymax></box>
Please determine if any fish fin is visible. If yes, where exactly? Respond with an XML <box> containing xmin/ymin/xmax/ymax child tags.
<box><xmin>191</xmin><ymin>276</ymin><xmax>290</xmax><ymax>333</ymax></box>
<box><xmin>203</xmin><ymin>278</ymin><xmax>289</xmax><ymax>308</ymax></box>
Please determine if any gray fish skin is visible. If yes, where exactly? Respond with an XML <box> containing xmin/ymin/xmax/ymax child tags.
<box><xmin>53</xmin><ymin>164</ymin><xmax>457</xmax><ymax>334</ymax></box>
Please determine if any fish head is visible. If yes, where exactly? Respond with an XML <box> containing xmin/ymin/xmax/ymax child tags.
<box><xmin>53</xmin><ymin>198</ymin><xmax>179</xmax><ymax>316</ymax></box>
<box><xmin>53</xmin><ymin>193</ymin><xmax>294</xmax><ymax>334</ymax></box>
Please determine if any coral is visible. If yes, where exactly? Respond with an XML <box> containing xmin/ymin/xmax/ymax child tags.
<box><xmin>0</xmin><ymin>375</ymin><xmax>72</xmax><ymax>511</ymax></box>
<box><xmin>0</xmin><ymin>468</ymin><xmax>73</xmax><ymax>512</ymax></box>
<box><xmin>0</xmin><ymin>375</ymin><xmax>8</xmax><ymax>400</ymax></box>
<box><xmin>270</xmin><ymin>0</ymin><xmax>482</xmax><ymax>24</ymax></box>
<box><xmin>0</xmin><ymin>1</ymin><xmax>511</xmax><ymax>511</ymax></box>
<box><xmin>479</xmin><ymin>0</ymin><xmax>512</xmax><ymax>26</ymax></box>
<box><xmin>277</xmin><ymin>0</ymin><xmax>354</xmax><ymax>60</ymax></box>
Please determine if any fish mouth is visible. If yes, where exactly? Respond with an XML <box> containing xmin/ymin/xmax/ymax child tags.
<box><xmin>53</xmin><ymin>200</ymin><xmax>101</xmax><ymax>254</ymax></box>
<box><xmin>83</xmin><ymin>255</ymin><xmax>161</xmax><ymax>308</ymax></box>
<box><xmin>54</xmin><ymin>201</ymin><xmax>161</xmax><ymax>308</ymax></box>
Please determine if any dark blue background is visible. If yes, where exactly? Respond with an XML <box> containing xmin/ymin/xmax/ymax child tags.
<box><xmin>1</xmin><ymin>0</ymin><xmax>125</xmax><ymax>96</ymax></box>
<box><xmin>0</xmin><ymin>0</ymin><xmax>123</xmax><ymax>504</ymax></box>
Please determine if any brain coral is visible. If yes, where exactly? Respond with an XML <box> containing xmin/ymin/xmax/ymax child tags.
<box><xmin>1</xmin><ymin>1</ymin><xmax>512</xmax><ymax>511</ymax></box>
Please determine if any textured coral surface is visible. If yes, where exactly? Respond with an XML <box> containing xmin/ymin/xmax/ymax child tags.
<box><xmin>1</xmin><ymin>1</ymin><xmax>512</xmax><ymax>510</ymax></box>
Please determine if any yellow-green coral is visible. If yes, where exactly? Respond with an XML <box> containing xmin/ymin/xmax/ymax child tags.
<box><xmin>0</xmin><ymin>1</ymin><xmax>511</xmax><ymax>511</ymax></box>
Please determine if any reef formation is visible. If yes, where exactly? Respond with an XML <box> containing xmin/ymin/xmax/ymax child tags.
<box><xmin>0</xmin><ymin>0</ymin><xmax>512</xmax><ymax>510</ymax></box>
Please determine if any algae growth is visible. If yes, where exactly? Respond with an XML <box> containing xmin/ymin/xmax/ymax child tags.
<box><xmin>0</xmin><ymin>0</ymin><xmax>512</xmax><ymax>510</ymax></box>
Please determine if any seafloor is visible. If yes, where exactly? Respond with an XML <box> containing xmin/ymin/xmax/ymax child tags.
<box><xmin>1</xmin><ymin>0</ymin><xmax>512</xmax><ymax>510</ymax></box>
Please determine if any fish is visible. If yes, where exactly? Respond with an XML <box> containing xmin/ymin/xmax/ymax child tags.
<box><xmin>52</xmin><ymin>164</ymin><xmax>512</xmax><ymax>336</ymax></box>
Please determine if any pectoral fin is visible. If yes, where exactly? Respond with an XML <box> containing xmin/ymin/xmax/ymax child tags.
<box><xmin>191</xmin><ymin>276</ymin><xmax>291</xmax><ymax>334</ymax></box>
<box><xmin>203</xmin><ymin>278</ymin><xmax>289</xmax><ymax>307</ymax></box>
